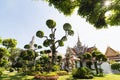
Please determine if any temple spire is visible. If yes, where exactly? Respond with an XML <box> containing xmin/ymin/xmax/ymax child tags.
<box><xmin>29</xmin><ymin>36</ymin><xmax>35</xmax><ymax>49</ymax></box>
<box><xmin>77</xmin><ymin>36</ymin><xmax>82</xmax><ymax>47</ymax></box>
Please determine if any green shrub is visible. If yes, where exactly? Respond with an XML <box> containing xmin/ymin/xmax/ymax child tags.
<box><xmin>9</xmin><ymin>68</ymin><xmax>14</xmax><ymax>72</ymax></box>
<box><xmin>52</xmin><ymin>65</ymin><xmax>60</xmax><ymax>71</ymax></box>
<box><xmin>17</xmin><ymin>68</ymin><xmax>23</xmax><ymax>73</ymax></box>
<box><xmin>56</xmin><ymin>71</ymin><xmax>68</xmax><ymax>76</ymax></box>
<box><xmin>0</xmin><ymin>71</ymin><xmax>3</xmax><ymax>76</ymax></box>
<box><xmin>72</xmin><ymin>67</ymin><xmax>94</xmax><ymax>79</ymax></box>
<box><xmin>111</xmin><ymin>63</ymin><xmax>120</xmax><ymax>72</ymax></box>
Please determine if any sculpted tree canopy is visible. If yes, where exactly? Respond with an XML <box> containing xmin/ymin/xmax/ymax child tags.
<box><xmin>44</xmin><ymin>0</ymin><xmax>120</xmax><ymax>29</ymax></box>
<box><xmin>2</xmin><ymin>38</ymin><xmax>17</xmax><ymax>49</ymax></box>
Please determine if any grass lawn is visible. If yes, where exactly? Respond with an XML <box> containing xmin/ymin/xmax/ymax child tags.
<box><xmin>93</xmin><ymin>74</ymin><xmax>120</xmax><ymax>80</ymax></box>
<box><xmin>58</xmin><ymin>74</ymin><xmax>120</xmax><ymax>80</ymax></box>
<box><xmin>1</xmin><ymin>71</ymin><xmax>120</xmax><ymax>80</ymax></box>
<box><xmin>58</xmin><ymin>75</ymin><xmax>71</xmax><ymax>80</ymax></box>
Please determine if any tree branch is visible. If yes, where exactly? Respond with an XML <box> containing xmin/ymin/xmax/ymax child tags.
<box><xmin>43</xmin><ymin>36</ymin><xmax>48</xmax><ymax>39</ymax></box>
<box><xmin>56</xmin><ymin>45</ymin><xmax>59</xmax><ymax>49</ymax></box>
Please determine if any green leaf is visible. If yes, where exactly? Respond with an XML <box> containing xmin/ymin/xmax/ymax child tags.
<box><xmin>38</xmin><ymin>45</ymin><xmax>42</xmax><ymax>49</ymax></box>
<box><xmin>63</xmin><ymin>23</ymin><xmax>72</xmax><ymax>31</ymax></box>
<box><xmin>68</xmin><ymin>30</ymin><xmax>74</xmax><ymax>36</ymax></box>
<box><xmin>2</xmin><ymin>38</ymin><xmax>17</xmax><ymax>49</ymax></box>
<box><xmin>46</xmin><ymin>19</ymin><xmax>56</xmax><ymax>28</ymax></box>
<box><xmin>36</xmin><ymin>30</ymin><xmax>44</xmax><ymax>38</ymax></box>
<box><xmin>43</xmin><ymin>40</ymin><xmax>49</xmax><ymax>47</ymax></box>
<box><xmin>24</xmin><ymin>44</ymin><xmax>30</xmax><ymax>49</ymax></box>
<box><xmin>34</xmin><ymin>44</ymin><xmax>38</xmax><ymax>48</ymax></box>
<box><xmin>49</xmin><ymin>34</ymin><xmax>54</xmax><ymax>38</ymax></box>
<box><xmin>59</xmin><ymin>40</ymin><xmax>64</xmax><ymax>47</ymax></box>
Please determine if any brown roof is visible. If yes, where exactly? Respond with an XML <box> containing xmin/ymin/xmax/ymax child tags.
<box><xmin>105</xmin><ymin>47</ymin><xmax>120</xmax><ymax>57</ymax></box>
<box><xmin>86</xmin><ymin>47</ymin><xmax>95</xmax><ymax>53</ymax></box>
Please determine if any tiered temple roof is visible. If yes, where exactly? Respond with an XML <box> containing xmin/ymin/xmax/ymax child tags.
<box><xmin>65</xmin><ymin>36</ymin><xmax>96</xmax><ymax>57</ymax></box>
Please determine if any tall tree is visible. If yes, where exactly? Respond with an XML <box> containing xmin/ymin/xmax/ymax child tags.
<box><xmin>44</xmin><ymin>0</ymin><xmax>120</xmax><ymax>29</ymax></box>
<box><xmin>36</xmin><ymin>19</ymin><xmax>74</xmax><ymax>64</ymax></box>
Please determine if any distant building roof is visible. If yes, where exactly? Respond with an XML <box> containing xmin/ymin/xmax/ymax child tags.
<box><xmin>105</xmin><ymin>47</ymin><xmax>120</xmax><ymax>61</ymax></box>
<box><xmin>105</xmin><ymin>47</ymin><xmax>120</xmax><ymax>57</ymax></box>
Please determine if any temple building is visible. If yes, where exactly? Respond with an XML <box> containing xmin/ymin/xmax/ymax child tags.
<box><xmin>105</xmin><ymin>47</ymin><xmax>120</xmax><ymax>61</ymax></box>
<box><xmin>65</xmin><ymin>36</ymin><xmax>96</xmax><ymax>57</ymax></box>
<box><xmin>63</xmin><ymin>36</ymin><xmax>96</xmax><ymax>69</ymax></box>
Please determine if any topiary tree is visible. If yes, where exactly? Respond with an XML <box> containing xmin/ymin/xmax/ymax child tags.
<box><xmin>43</xmin><ymin>0</ymin><xmax>120</xmax><ymax>29</ymax></box>
<box><xmin>92</xmin><ymin>50</ymin><xmax>107</xmax><ymax>74</ymax></box>
<box><xmin>2</xmin><ymin>38</ymin><xmax>17</xmax><ymax>49</ymax></box>
<box><xmin>36</xmin><ymin>19</ymin><xmax>74</xmax><ymax>65</ymax></box>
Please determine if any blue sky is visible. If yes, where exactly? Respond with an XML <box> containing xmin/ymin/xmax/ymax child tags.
<box><xmin>1</xmin><ymin>0</ymin><xmax>120</xmax><ymax>54</ymax></box>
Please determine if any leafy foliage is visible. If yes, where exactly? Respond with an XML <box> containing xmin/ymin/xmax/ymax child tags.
<box><xmin>36</xmin><ymin>54</ymin><xmax>51</xmax><ymax>72</ymax></box>
<box><xmin>46</xmin><ymin>19</ymin><xmax>56</xmax><ymax>28</ymax></box>
<box><xmin>52</xmin><ymin>65</ymin><xmax>60</xmax><ymax>71</ymax></box>
<box><xmin>0</xmin><ymin>47</ymin><xmax>9</xmax><ymax>58</ymax></box>
<box><xmin>19</xmin><ymin>50</ymin><xmax>36</xmax><ymax>61</ymax></box>
<box><xmin>72</xmin><ymin>67</ymin><xmax>93</xmax><ymax>79</ymax></box>
<box><xmin>36</xmin><ymin>30</ymin><xmax>44</xmax><ymax>38</ymax></box>
<box><xmin>111</xmin><ymin>63</ymin><xmax>120</xmax><ymax>72</ymax></box>
<box><xmin>0</xmin><ymin>47</ymin><xmax>10</xmax><ymax>67</ymax></box>
<box><xmin>44</xmin><ymin>0</ymin><xmax>120</xmax><ymax>28</ymax></box>
<box><xmin>46</xmin><ymin>0</ymin><xmax>80</xmax><ymax>15</ymax></box>
<box><xmin>2</xmin><ymin>38</ymin><xmax>17</xmax><ymax>49</ymax></box>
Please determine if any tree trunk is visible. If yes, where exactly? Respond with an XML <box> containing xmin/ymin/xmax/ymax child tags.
<box><xmin>79</xmin><ymin>60</ymin><xmax>83</xmax><ymax>67</ymax></box>
<box><xmin>51</xmin><ymin>45</ymin><xmax>57</xmax><ymax>65</ymax></box>
<box><xmin>94</xmin><ymin>61</ymin><xmax>99</xmax><ymax>74</ymax></box>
